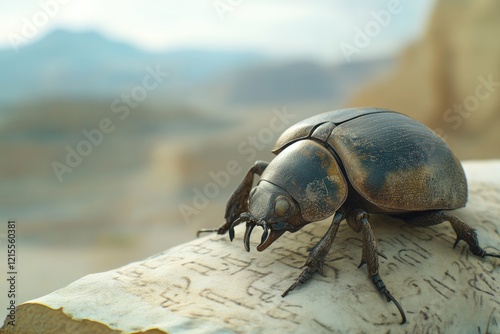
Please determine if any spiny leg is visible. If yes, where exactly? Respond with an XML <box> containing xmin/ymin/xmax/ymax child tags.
<box><xmin>197</xmin><ymin>161</ymin><xmax>268</xmax><ymax>237</ymax></box>
<box><xmin>347</xmin><ymin>209</ymin><xmax>387</xmax><ymax>267</ymax></box>
<box><xmin>282</xmin><ymin>210</ymin><xmax>344</xmax><ymax>297</ymax></box>
<box><xmin>404</xmin><ymin>210</ymin><xmax>500</xmax><ymax>259</ymax></box>
<box><xmin>348</xmin><ymin>209</ymin><xmax>406</xmax><ymax>324</ymax></box>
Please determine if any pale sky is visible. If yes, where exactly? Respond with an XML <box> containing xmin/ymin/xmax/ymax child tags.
<box><xmin>0</xmin><ymin>0</ymin><xmax>436</xmax><ymax>63</ymax></box>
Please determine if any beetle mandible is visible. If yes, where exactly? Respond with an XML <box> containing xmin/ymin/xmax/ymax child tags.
<box><xmin>198</xmin><ymin>107</ymin><xmax>500</xmax><ymax>324</ymax></box>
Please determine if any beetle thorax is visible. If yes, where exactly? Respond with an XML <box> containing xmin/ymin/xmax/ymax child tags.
<box><xmin>260</xmin><ymin>140</ymin><xmax>348</xmax><ymax>222</ymax></box>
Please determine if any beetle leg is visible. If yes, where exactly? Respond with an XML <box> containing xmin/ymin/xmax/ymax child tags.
<box><xmin>196</xmin><ymin>161</ymin><xmax>268</xmax><ymax>237</ymax></box>
<box><xmin>347</xmin><ymin>210</ymin><xmax>387</xmax><ymax>267</ymax></box>
<box><xmin>282</xmin><ymin>210</ymin><xmax>344</xmax><ymax>297</ymax></box>
<box><xmin>404</xmin><ymin>210</ymin><xmax>500</xmax><ymax>259</ymax></box>
<box><xmin>446</xmin><ymin>213</ymin><xmax>499</xmax><ymax>258</ymax></box>
<box><xmin>352</xmin><ymin>209</ymin><xmax>407</xmax><ymax>324</ymax></box>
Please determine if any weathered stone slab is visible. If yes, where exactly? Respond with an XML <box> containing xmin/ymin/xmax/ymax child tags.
<box><xmin>2</xmin><ymin>160</ymin><xmax>499</xmax><ymax>334</ymax></box>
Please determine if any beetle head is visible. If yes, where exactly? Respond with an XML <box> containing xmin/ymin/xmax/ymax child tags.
<box><xmin>243</xmin><ymin>181</ymin><xmax>306</xmax><ymax>252</ymax></box>
<box><xmin>231</xmin><ymin>140</ymin><xmax>348</xmax><ymax>252</ymax></box>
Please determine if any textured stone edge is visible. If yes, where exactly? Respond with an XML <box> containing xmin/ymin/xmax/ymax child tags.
<box><xmin>0</xmin><ymin>303</ymin><xmax>168</xmax><ymax>334</ymax></box>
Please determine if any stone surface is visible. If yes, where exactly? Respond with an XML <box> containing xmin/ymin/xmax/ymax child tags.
<box><xmin>1</xmin><ymin>160</ymin><xmax>500</xmax><ymax>334</ymax></box>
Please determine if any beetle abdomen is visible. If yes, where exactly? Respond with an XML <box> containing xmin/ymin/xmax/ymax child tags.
<box><xmin>328</xmin><ymin>112</ymin><xmax>467</xmax><ymax>213</ymax></box>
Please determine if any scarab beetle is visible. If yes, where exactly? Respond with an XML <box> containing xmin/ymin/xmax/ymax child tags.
<box><xmin>198</xmin><ymin>108</ymin><xmax>500</xmax><ymax>324</ymax></box>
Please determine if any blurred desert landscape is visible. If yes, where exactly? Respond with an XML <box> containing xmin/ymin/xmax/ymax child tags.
<box><xmin>0</xmin><ymin>0</ymin><xmax>499</xmax><ymax>320</ymax></box>
<box><xmin>350</xmin><ymin>0</ymin><xmax>500</xmax><ymax>158</ymax></box>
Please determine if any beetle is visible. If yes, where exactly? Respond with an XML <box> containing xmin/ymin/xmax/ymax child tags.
<box><xmin>198</xmin><ymin>107</ymin><xmax>500</xmax><ymax>324</ymax></box>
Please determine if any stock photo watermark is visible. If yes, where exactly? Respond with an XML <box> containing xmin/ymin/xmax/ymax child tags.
<box><xmin>51</xmin><ymin>64</ymin><xmax>169</xmax><ymax>182</ymax></box>
<box><xmin>7</xmin><ymin>0</ymin><xmax>72</xmax><ymax>52</ymax></box>
<box><xmin>3</xmin><ymin>220</ymin><xmax>17</xmax><ymax>327</ymax></box>
<box><xmin>178</xmin><ymin>107</ymin><xmax>295</xmax><ymax>225</ymax></box>
<box><xmin>434</xmin><ymin>74</ymin><xmax>500</xmax><ymax>140</ymax></box>
<box><xmin>213</xmin><ymin>0</ymin><xmax>244</xmax><ymax>21</ymax></box>
<box><xmin>339</xmin><ymin>0</ymin><xmax>403</xmax><ymax>63</ymax></box>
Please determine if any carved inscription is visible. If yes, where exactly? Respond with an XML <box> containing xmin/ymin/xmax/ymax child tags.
<box><xmin>108</xmin><ymin>181</ymin><xmax>499</xmax><ymax>333</ymax></box>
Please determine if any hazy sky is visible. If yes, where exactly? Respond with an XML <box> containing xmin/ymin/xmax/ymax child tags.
<box><xmin>1</xmin><ymin>0</ymin><xmax>436</xmax><ymax>63</ymax></box>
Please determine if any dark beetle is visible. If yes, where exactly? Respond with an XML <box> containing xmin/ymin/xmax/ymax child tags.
<box><xmin>198</xmin><ymin>108</ymin><xmax>500</xmax><ymax>324</ymax></box>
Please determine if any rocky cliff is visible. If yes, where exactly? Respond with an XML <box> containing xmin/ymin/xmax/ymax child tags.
<box><xmin>350</xmin><ymin>0</ymin><xmax>500</xmax><ymax>159</ymax></box>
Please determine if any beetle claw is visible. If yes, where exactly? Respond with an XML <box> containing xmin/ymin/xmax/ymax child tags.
<box><xmin>282</xmin><ymin>268</ymin><xmax>310</xmax><ymax>297</ymax></box>
<box><xmin>371</xmin><ymin>274</ymin><xmax>406</xmax><ymax>324</ymax></box>
<box><xmin>228</xmin><ymin>213</ymin><xmax>253</xmax><ymax>241</ymax></box>
<box><xmin>229</xmin><ymin>218</ymin><xmax>240</xmax><ymax>241</ymax></box>
<box><xmin>384</xmin><ymin>290</ymin><xmax>407</xmax><ymax>324</ymax></box>
<box><xmin>260</xmin><ymin>223</ymin><xmax>269</xmax><ymax>245</ymax></box>
<box><xmin>243</xmin><ymin>222</ymin><xmax>256</xmax><ymax>252</ymax></box>
<box><xmin>284</xmin><ymin>255</ymin><xmax>327</xmax><ymax>296</ymax></box>
<box><xmin>282</xmin><ymin>282</ymin><xmax>299</xmax><ymax>297</ymax></box>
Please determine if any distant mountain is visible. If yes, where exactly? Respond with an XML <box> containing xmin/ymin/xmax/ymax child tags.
<box><xmin>0</xmin><ymin>29</ymin><xmax>267</xmax><ymax>104</ymax></box>
<box><xmin>205</xmin><ymin>57</ymin><xmax>395</xmax><ymax>107</ymax></box>
<box><xmin>0</xmin><ymin>29</ymin><xmax>395</xmax><ymax>109</ymax></box>
<box><xmin>222</xmin><ymin>61</ymin><xmax>336</xmax><ymax>104</ymax></box>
